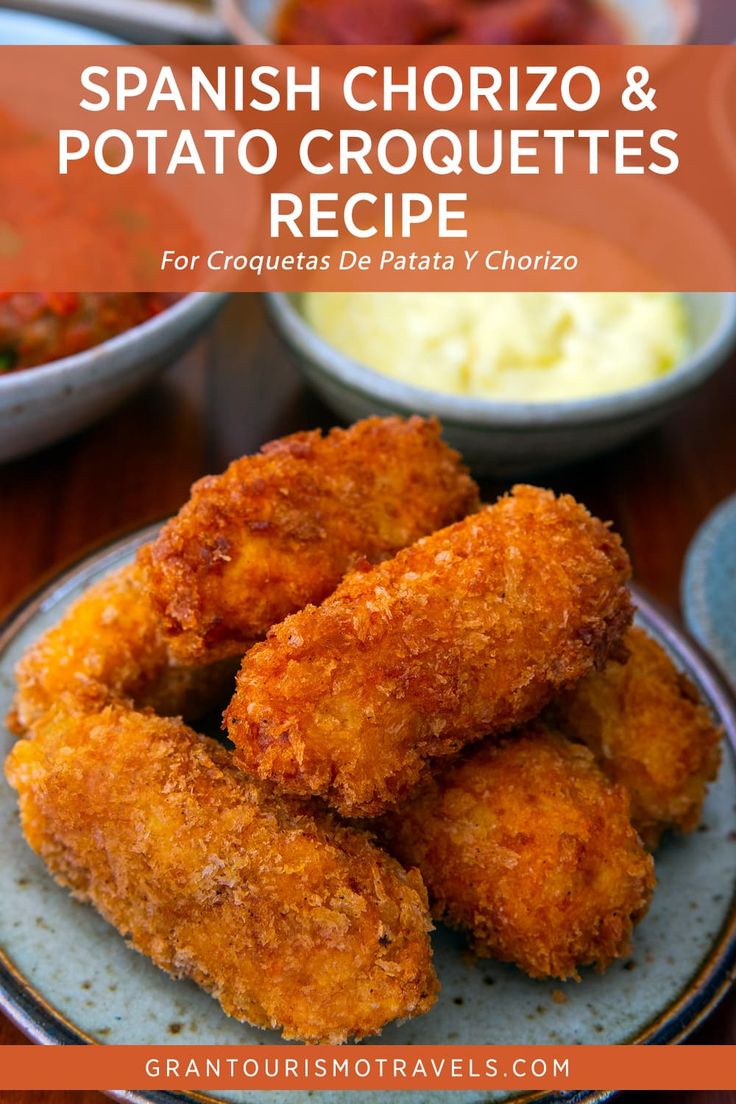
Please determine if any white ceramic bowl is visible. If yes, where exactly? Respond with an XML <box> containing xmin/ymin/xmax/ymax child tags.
<box><xmin>219</xmin><ymin>0</ymin><xmax>699</xmax><ymax>45</ymax></box>
<box><xmin>0</xmin><ymin>9</ymin><xmax>230</xmax><ymax>464</ymax></box>
<box><xmin>0</xmin><ymin>293</ymin><xmax>228</xmax><ymax>464</ymax></box>
<box><xmin>266</xmin><ymin>291</ymin><xmax>736</xmax><ymax>475</ymax></box>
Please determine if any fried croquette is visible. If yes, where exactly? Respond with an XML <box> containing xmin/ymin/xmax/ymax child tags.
<box><xmin>9</xmin><ymin>562</ymin><xmax>236</xmax><ymax>735</ymax></box>
<box><xmin>225</xmin><ymin>485</ymin><xmax>633</xmax><ymax>817</ymax></box>
<box><xmin>549</xmin><ymin>626</ymin><xmax>722</xmax><ymax>849</ymax></box>
<box><xmin>380</xmin><ymin>726</ymin><xmax>655</xmax><ymax>980</ymax></box>
<box><xmin>141</xmin><ymin>416</ymin><xmax>479</xmax><ymax>663</ymax></box>
<box><xmin>5</xmin><ymin>705</ymin><xmax>438</xmax><ymax>1043</ymax></box>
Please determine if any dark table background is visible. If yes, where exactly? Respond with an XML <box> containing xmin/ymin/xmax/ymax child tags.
<box><xmin>2</xmin><ymin>0</ymin><xmax>736</xmax><ymax>1099</ymax></box>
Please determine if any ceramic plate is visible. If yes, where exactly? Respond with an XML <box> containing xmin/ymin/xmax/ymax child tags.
<box><xmin>1</xmin><ymin>527</ymin><xmax>735</xmax><ymax>1104</ymax></box>
<box><xmin>682</xmin><ymin>493</ymin><xmax>736</xmax><ymax>688</ymax></box>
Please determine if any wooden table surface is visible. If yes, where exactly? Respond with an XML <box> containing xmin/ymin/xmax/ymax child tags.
<box><xmin>1</xmin><ymin>293</ymin><xmax>735</xmax><ymax>1104</ymax></box>
<box><xmin>2</xmin><ymin>9</ymin><xmax>736</xmax><ymax>1101</ymax></box>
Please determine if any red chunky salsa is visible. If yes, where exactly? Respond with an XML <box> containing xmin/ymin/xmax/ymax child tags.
<box><xmin>276</xmin><ymin>0</ymin><xmax>624</xmax><ymax>45</ymax></box>
<box><xmin>0</xmin><ymin>293</ymin><xmax>175</xmax><ymax>373</ymax></box>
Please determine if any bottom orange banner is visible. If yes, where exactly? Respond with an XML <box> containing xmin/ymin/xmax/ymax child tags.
<box><xmin>0</xmin><ymin>1045</ymin><xmax>734</xmax><ymax>1092</ymax></box>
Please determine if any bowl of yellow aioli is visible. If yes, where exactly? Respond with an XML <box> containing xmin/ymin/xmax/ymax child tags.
<box><xmin>266</xmin><ymin>291</ymin><xmax>736</xmax><ymax>475</ymax></box>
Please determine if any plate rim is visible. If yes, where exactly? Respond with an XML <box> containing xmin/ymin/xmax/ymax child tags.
<box><xmin>0</xmin><ymin>528</ymin><xmax>735</xmax><ymax>1104</ymax></box>
<box><xmin>682</xmin><ymin>491</ymin><xmax>736</xmax><ymax>688</ymax></box>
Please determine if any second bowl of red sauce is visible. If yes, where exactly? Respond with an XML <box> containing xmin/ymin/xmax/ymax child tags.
<box><xmin>275</xmin><ymin>0</ymin><xmax>625</xmax><ymax>45</ymax></box>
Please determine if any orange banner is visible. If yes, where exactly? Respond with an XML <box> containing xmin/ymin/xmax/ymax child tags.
<box><xmin>0</xmin><ymin>44</ymin><xmax>735</xmax><ymax>291</ymax></box>
<box><xmin>0</xmin><ymin>1045</ymin><xmax>735</xmax><ymax>1091</ymax></box>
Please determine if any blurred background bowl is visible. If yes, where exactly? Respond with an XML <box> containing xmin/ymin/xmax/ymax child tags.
<box><xmin>266</xmin><ymin>291</ymin><xmax>736</xmax><ymax>476</ymax></box>
<box><xmin>0</xmin><ymin>4</ymin><xmax>120</xmax><ymax>42</ymax></box>
<box><xmin>0</xmin><ymin>1</ymin><xmax>226</xmax><ymax>43</ymax></box>
<box><xmin>708</xmin><ymin>44</ymin><xmax>736</xmax><ymax>185</ymax></box>
<box><xmin>218</xmin><ymin>0</ymin><xmax>699</xmax><ymax>45</ymax></box>
<box><xmin>0</xmin><ymin>293</ymin><xmax>228</xmax><ymax>464</ymax></box>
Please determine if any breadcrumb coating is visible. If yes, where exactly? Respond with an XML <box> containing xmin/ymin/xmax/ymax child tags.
<box><xmin>141</xmin><ymin>416</ymin><xmax>479</xmax><ymax>662</ymax></box>
<box><xmin>5</xmin><ymin>706</ymin><xmax>438</xmax><ymax>1044</ymax></box>
<box><xmin>226</xmin><ymin>485</ymin><xmax>633</xmax><ymax>816</ymax></box>
<box><xmin>380</xmin><ymin>726</ymin><xmax>655</xmax><ymax>980</ymax></box>
<box><xmin>549</xmin><ymin>626</ymin><xmax>722</xmax><ymax>849</ymax></box>
<box><xmin>9</xmin><ymin>562</ymin><xmax>235</xmax><ymax>735</ymax></box>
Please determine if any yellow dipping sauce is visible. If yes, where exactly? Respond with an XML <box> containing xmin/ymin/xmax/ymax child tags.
<box><xmin>303</xmin><ymin>292</ymin><xmax>689</xmax><ymax>402</ymax></box>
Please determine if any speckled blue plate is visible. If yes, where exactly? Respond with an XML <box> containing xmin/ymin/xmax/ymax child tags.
<box><xmin>1</xmin><ymin>527</ymin><xmax>736</xmax><ymax>1104</ymax></box>
<box><xmin>683</xmin><ymin>493</ymin><xmax>736</xmax><ymax>690</ymax></box>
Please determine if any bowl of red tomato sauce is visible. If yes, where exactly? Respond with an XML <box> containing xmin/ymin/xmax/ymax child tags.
<box><xmin>219</xmin><ymin>0</ymin><xmax>697</xmax><ymax>46</ymax></box>
<box><xmin>0</xmin><ymin>291</ymin><xmax>227</xmax><ymax>464</ymax></box>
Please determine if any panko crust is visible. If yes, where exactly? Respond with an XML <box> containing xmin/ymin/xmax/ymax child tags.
<box><xmin>8</xmin><ymin>561</ymin><xmax>236</xmax><ymax>735</ymax></box>
<box><xmin>141</xmin><ymin>415</ymin><xmax>479</xmax><ymax>663</ymax></box>
<box><xmin>549</xmin><ymin>626</ymin><xmax>722</xmax><ymax>849</ymax></box>
<box><xmin>380</xmin><ymin>726</ymin><xmax>655</xmax><ymax>980</ymax></box>
<box><xmin>226</xmin><ymin>485</ymin><xmax>633</xmax><ymax>816</ymax></box>
<box><xmin>5</xmin><ymin>706</ymin><xmax>438</xmax><ymax>1044</ymax></box>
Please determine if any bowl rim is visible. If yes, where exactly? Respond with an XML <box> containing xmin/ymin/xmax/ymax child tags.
<box><xmin>0</xmin><ymin>292</ymin><xmax>229</xmax><ymax>393</ymax></box>
<box><xmin>0</xmin><ymin>527</ymin><xmax>733</xmax><ymax>1104</ymax></box>
<box><xmin>266</xmin><ymin>290</ymin><xmax>736</xmax><ymax>429</ymax></box>
<box><xmin>667</xmin><ymin>0</ymin><xmax>700</xmax><ymax>43</ymax></box>
<box><xmin>217</xmin><ymin>0</ymin><xmax>701</xmax><ymax>46</ymax></box>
